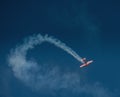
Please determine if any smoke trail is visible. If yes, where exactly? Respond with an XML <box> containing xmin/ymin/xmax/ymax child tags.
<box><xmin>8</xmin><ymin>34</ymin><xmax>114</xmax><ymax>97</ymax></box>
<box><xmin>17</xmin><ymin>34</ymin><xmax>83</xmax><ymax>63</ymax></box>
<box><xmin>8</xmin><ymin>34</ymin><xmax>83</xmax><ymax>89</ymax></box>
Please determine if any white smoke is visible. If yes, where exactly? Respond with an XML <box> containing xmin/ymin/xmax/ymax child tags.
<box><xmin>8</xmin><ymin>34</ymin><xmax>115</xmax><ymax>97</ymax></box>
<box><xmin>8</xmin><ymin>34</ymin><xmax>82</xmax><ymax>90</ymax></box>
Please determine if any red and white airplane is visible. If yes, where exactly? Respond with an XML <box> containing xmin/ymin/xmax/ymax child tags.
<box><xmin>80</xmin><ymin>58</ymin><xmax>93</xmax><ymax>68</ymax></box>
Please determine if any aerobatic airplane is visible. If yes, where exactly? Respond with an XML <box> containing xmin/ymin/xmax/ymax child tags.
<box><xmin>80</xmin><ymin>58</ymin><xmax>93</xmax><ymax>68</ymax></box>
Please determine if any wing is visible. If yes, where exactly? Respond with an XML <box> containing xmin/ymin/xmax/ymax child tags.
<box><xmin>87</xmin><ymin>60</ymin><xmax>93</xmax><ymax>64</ymax></box>
<box><xmin>80</xmin><ymin>64</ymin><xmax>86</xmax><ymax>68</ymax></box>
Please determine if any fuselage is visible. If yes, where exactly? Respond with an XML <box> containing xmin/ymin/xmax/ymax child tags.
<box><xmin>80</xmin><ymin>59</ymin><xmax>93</xmax><ymax>68</ymax></box>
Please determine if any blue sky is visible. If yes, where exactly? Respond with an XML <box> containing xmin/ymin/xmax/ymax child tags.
<box><xmin>0</xmin><ymin>0</ymin><xmax>120</xmax><ymax>97</ymax></box>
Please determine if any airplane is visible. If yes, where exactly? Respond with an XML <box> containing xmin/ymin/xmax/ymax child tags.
<box><xmin>80</xmin><ymin>58</ymin><xmax>93</xmax><ymax>68</ymax></box>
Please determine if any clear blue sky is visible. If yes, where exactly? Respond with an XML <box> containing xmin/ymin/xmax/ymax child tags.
<box><xmin>0</xmin><ymin>0</ymin><xmax>120</xmax><ymax>97</ymax></box>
